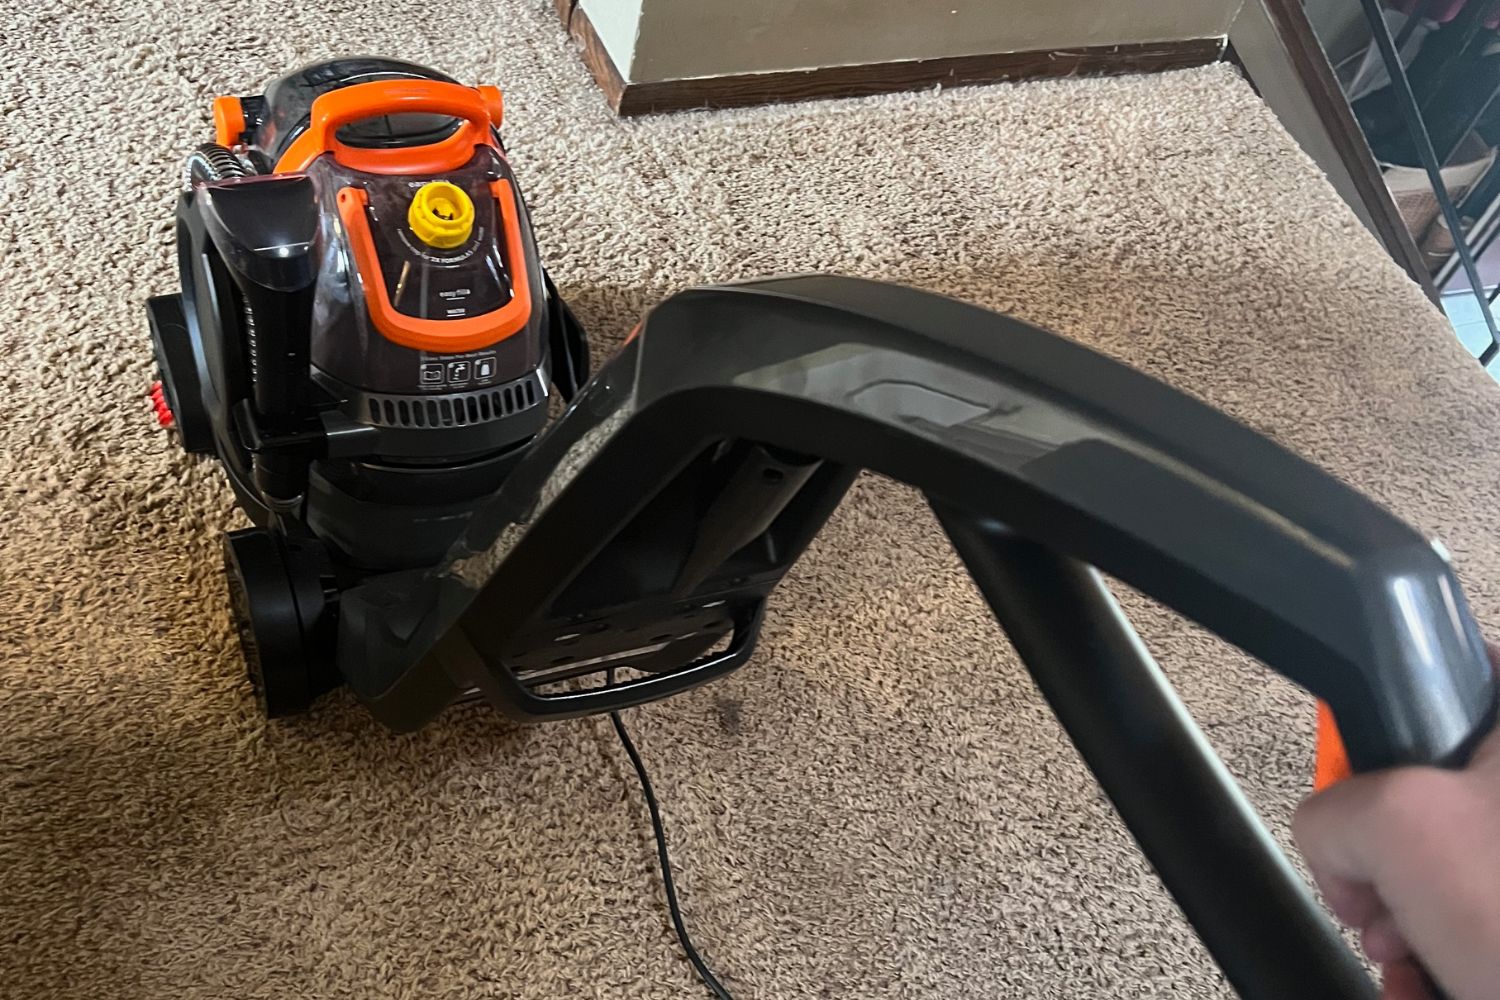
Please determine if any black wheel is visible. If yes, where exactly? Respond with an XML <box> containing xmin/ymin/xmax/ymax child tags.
<box><xmin>223</xmin><ymin>528</ymin><xmax>339</xmax><ymax>718</ymax></box>
<box><xmin>147</xmin><ymin>293</ymin><xmax>215</xmax><ymax>455</ymax></box>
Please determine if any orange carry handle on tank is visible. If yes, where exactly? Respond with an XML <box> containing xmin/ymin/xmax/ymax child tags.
<box><xmin>274</xmin><ymin>78</ymin><xmax>505</xmax><ymax>174</ymax></box>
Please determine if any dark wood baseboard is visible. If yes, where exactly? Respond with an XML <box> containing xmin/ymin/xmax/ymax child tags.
<box><xmin>560</xmin><ymin>3</ymin><xmax>1224</xmax><ymax>117</ymax></box>
<box><xmin>563</xmin><ymin>1</ymin><xmax>630</xmax><ymax>113</ymax></box>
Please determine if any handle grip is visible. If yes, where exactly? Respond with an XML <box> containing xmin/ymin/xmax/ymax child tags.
<box><xmin>1340</xmin><ymin>557</ymin><xmax>1496</xmax><ymax>773</ymax></box>
<box><xmin>275</xmin><ymin>79</ymin><xmax>504</xmax><ymax>174</ymax></box>
<box><xmin>311</xmin><ymin>79</ymin><xmax>500</xmax><ymax>147</ymax></box>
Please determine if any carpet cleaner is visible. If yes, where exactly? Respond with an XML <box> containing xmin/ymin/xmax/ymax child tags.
<box><xmin>148</xmin><ymin>59</ymin><xmax>1495</xmax><ymax>999</ymax></box>
<box><xmin>148</xmin><ymin>58</ymin><xmax>588</xmax><ymax>715</ymax></box>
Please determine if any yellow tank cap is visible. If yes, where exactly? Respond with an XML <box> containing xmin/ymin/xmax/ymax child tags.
<box><xmin>407</xmin><ymin>181</ymin><xmax>475</xmax><ymax>249</ymax></box>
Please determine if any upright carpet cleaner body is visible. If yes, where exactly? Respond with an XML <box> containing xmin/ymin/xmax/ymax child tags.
<box><xmin>151</xmin><ymin>60</ymin><xmax>1497</xmax><ymax>999</ymax></box>
<box><xmin>149</xmin><ymin>58</ymin><xmax>587</xmax><ymax>715</ymax></box>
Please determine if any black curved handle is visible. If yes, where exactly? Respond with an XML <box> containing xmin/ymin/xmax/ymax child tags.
<box><xmin>933</xmin><ymin>508</ymin><xmax>1378</xmax><ymax>999</ymax></box>
<box><xmin>385</xmin><ymin>275</ymin><xmax>1500</xmax><ymax>999</ymax></box>
<box><xmin>622</xmin><ymin>276</ymin><xmax>1499</xmax><ymax>772</ymax></box>
<box><xmin>415</xmin><ymin>274</ymin><xmax>1496</xmax><ymax>767</ymax></box>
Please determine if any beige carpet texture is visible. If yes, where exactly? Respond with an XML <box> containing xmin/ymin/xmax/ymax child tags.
<box><xmin>5</xmin><ymin>1</ymin><xmax>1500</xmax><ymax>997</ymax></box>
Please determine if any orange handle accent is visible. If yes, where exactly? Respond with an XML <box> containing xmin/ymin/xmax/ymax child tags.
<box><xmin>337</xmin><ymin>180</ymin><xmax>533</xmax><ymax>354</ymax></box>
<box><xmin>477</xmin><ymin>85</ymin><xmax>504</xmax><ymax>130</ymax></box>
<box><xmin>1315</xmin><ymin>652</ymin><xmax>1495</xmax><ymax>791</ymax></box>
<box><xmin>212</xmin><ymin>96</ymin><xmax>246</xmax><ymax>147</ymax></box>
<box><xmin>1314</xmin><ymin>701</ymin><xmax>1352</xmax><ymax>791</ymax></box>
<box><xmin>275</xmin><ymin>80</ymin><xmax>503</xmax><ymax>175</ymax></box>
<box><xmin>313</xmin><ymin>80</ymin><xmax>490</xmax><ymax>151</ymax></box>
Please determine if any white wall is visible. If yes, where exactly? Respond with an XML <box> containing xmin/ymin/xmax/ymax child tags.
<box><xmin>579</xmin><ymin>0</ymin><xmax>646</xmax><ymax>74</ymax></box>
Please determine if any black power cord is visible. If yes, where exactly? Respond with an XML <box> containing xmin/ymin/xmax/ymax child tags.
<box><xmin>607</xmin><ymin>673</ymin><xmax>736</xmax><ymax>1000</ymax></box>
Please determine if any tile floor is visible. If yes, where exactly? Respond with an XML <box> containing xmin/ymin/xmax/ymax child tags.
<box><xmin>1441</xmin><ymin>292</ymin><xmax>1500</xmax><ymax>377</ymax></box>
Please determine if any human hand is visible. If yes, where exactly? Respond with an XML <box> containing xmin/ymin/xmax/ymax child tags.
<box><xmin>1293</xmin><ymin>720</ymin><xmax>1500</xmax><ymax>999</ymax></box>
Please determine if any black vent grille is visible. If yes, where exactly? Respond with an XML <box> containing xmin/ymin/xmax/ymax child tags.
<box><xmin>361</xmin><ymin>373</ymin><xmax>543</xmax><ymax>429</ymax></box>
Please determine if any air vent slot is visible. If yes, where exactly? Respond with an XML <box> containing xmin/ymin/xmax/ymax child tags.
<box><xmin>355</xmin><ymin>373</ymin><xmax>545</xmax><ymax>429</ymax></box>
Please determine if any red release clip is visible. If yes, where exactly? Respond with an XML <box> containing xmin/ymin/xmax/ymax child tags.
<box><xmin>149</xmin><ymin>381</ymin><xmax>175</xmax><ymax>429</ymax></box>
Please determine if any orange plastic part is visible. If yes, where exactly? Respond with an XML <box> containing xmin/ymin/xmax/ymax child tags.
<box><xmin>476</xmin><ymin>85</ymin><xmax>503</xmax><ymax>130</ymax></box>
<box><xmin>276</xmin><ymin>79</ymin><xmax>503</xmax><ymax>176</ymax></box>
<box><xmin>1314</xmin><ymin>701</ymin><xmax>1352</xmax><ymax>792</ymax></box>
<box><xmin>337</xmin><ymin>180</ymin><xmax>532</xmax><ymax>354</ymax></box>
<box><xmin>212</xmin><ymin>96</ymin><xmax>246</xmax><ymax>147</ymax></box>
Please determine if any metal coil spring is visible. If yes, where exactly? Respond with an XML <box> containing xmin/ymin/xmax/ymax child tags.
<box><xmin>181</xmin><ymin>143</ymin><xmax>249</xmax><ymax>191</ymax></box>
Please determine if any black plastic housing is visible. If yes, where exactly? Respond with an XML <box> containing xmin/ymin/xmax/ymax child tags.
<box><xmin>339</xmin><ymin>276</ymin><xmax>1495</xmax><ymax>770</ymax></box>
<box><xmin>328</xmin><ymin>274</ymin><xmax>1496</xmax><ymax>999</ymax></box>
<box><xmin>164</xmin><ymin>60</ymin><xmax>588</xmax><ymax>570</ymax></box>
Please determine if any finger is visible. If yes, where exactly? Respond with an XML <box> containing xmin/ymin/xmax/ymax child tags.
<box><xmin>1381</xmin><ymin>960</ymin><xmax>1435</xmax><ymax>1000</ymax></box>
<box><xmin>1307</xmin><ymin>866</ymin><xmax>1386</xmax><ymax>928</ymax></box>
<box><xmin>1361</xmin><ymin>913</ymin><xmax>1412</xmax><ymax>965</ymax></box>
<box><xmin>1470</xmin><ymin>725</ymin><xmax>1500</xmax><ymax>770</ymax></box>
<box><xmin>1293</xmin><ymin>774</ymin><xmax>1390</xmax><ymax>884</ymax></box>
<box><xmin>1472</xmin><ymin>644</ymin><xmax>1500</xmax><ymax>769</ymax></box>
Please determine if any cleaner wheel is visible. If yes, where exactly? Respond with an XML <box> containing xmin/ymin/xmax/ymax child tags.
<box><xmin>223</xmin><ymin>528</ymin><xmax>339</xmax><ymax>718</ymax></box>
<box><xmin>147</xmin><ymin>293</ymin><xmax>215</xmax><ymax>455</ymax></box>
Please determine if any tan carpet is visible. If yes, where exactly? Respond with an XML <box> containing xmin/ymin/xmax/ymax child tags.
<box><xmin>5</xmin><ymin>2</ymin><xmax>1500</xmax><ymax>997</ymax></box>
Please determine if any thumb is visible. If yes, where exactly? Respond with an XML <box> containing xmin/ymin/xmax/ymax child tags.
<box><xmin>1293</xmin><ymin>768</ymin><xmax>1401</xmax><ymax>891</ymax></box>
<box><xmin>1294</xmin><ymin>773</ymin><xmax>1392</xmax><ymax>933</ymax></box>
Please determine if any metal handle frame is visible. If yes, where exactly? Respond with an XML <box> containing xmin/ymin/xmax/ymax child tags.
<box><xmin>935</xmin><ymin>505</ymin><xmax>1375</xmax><ymax>999</ymax></box>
